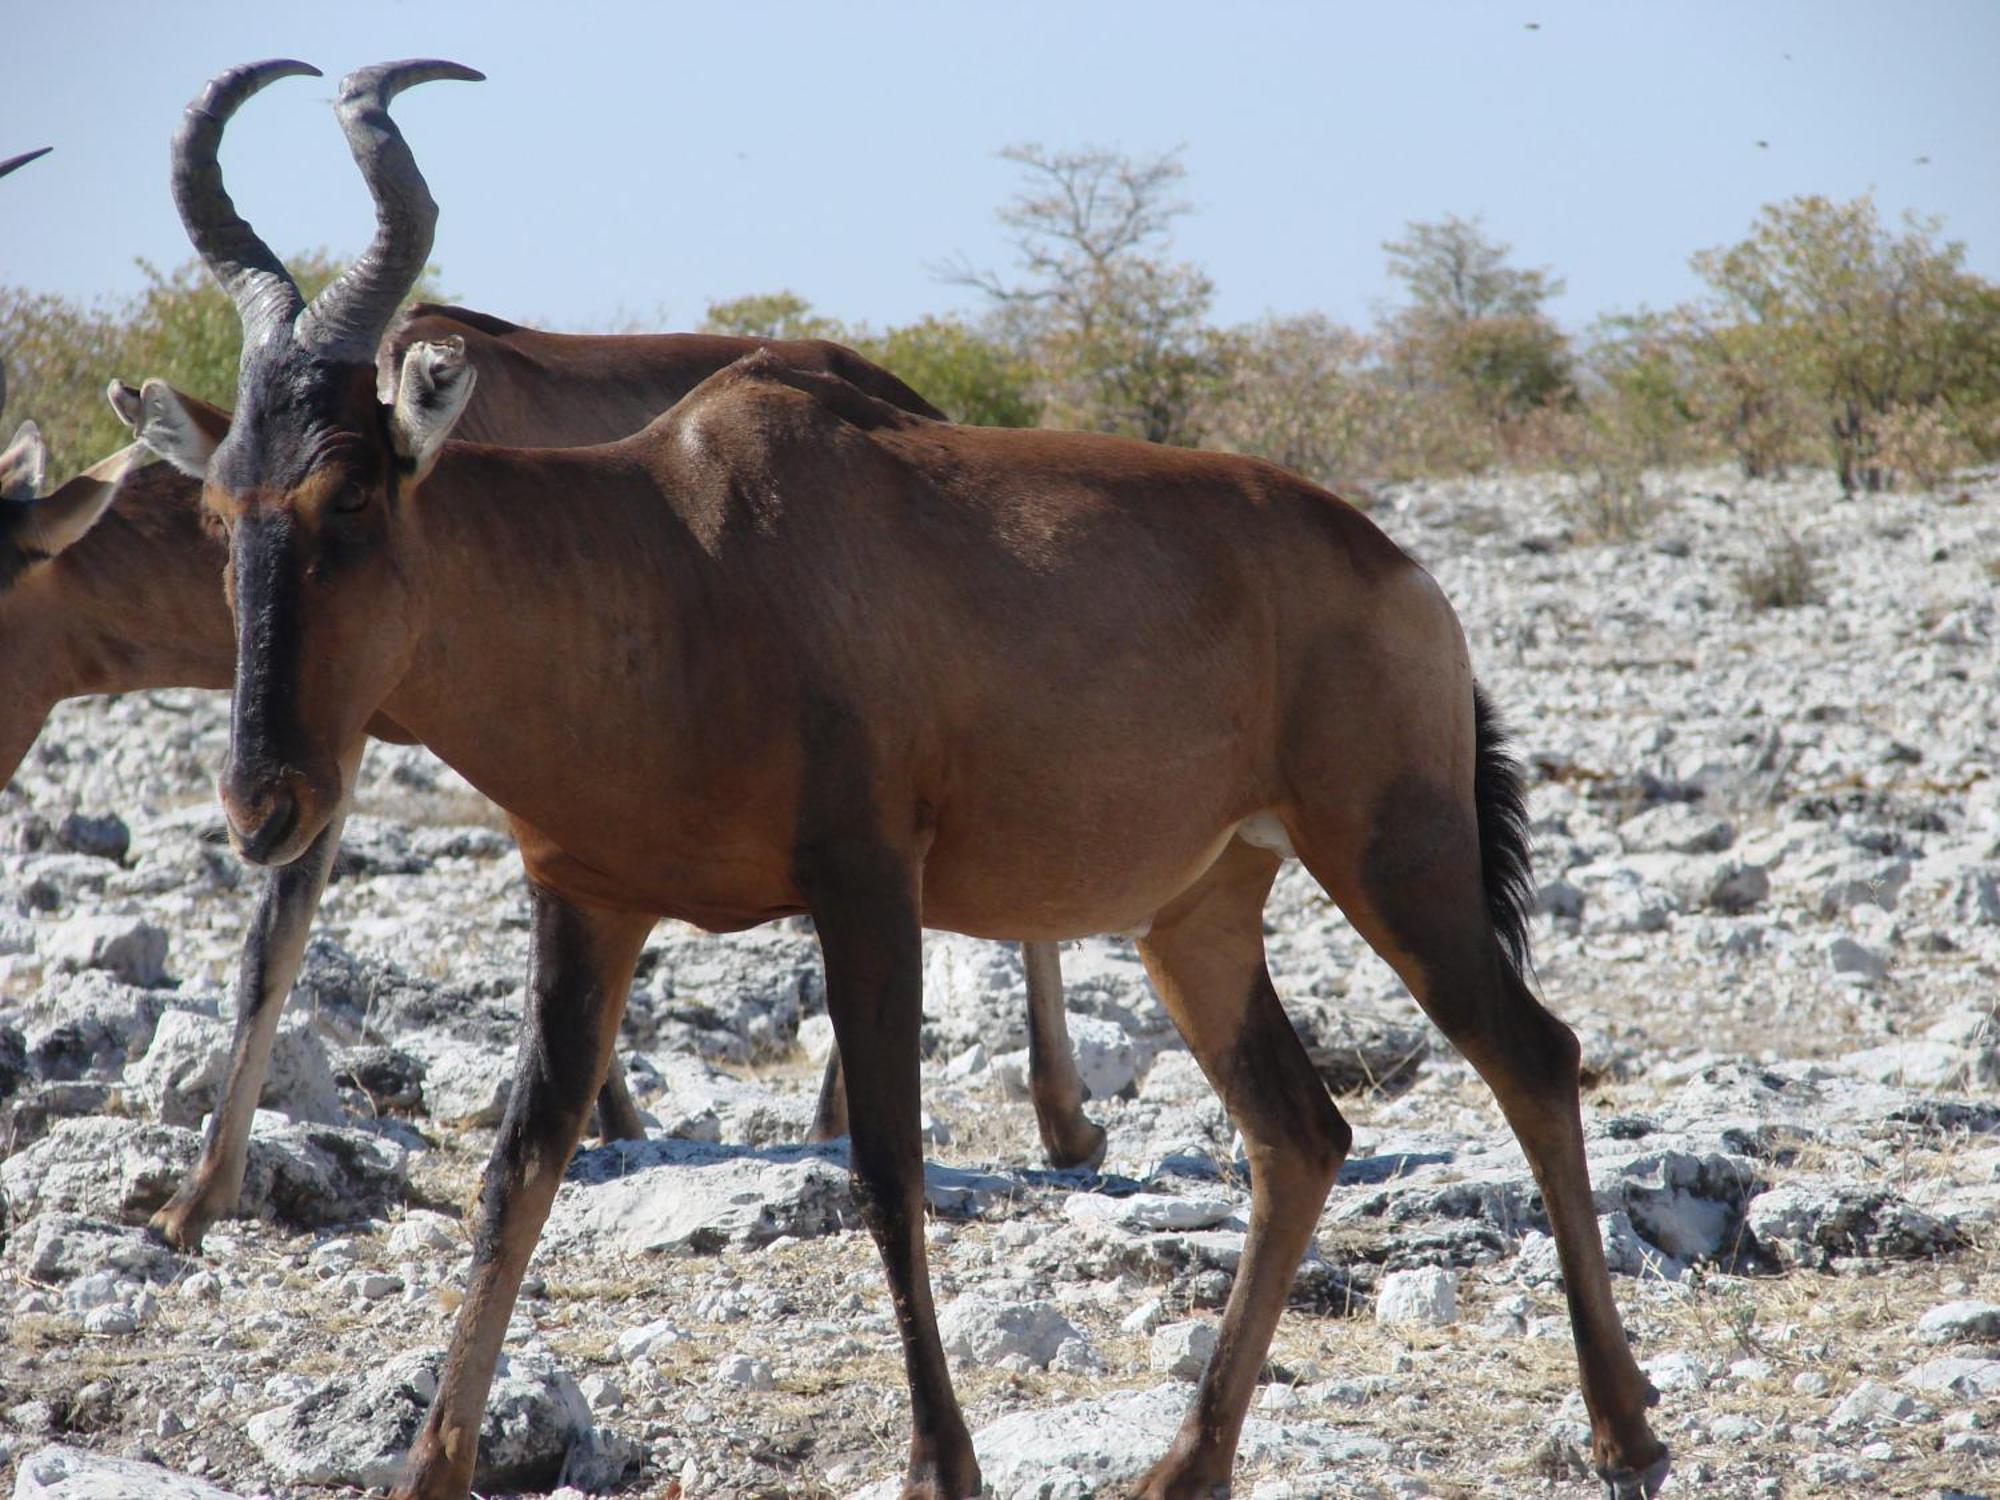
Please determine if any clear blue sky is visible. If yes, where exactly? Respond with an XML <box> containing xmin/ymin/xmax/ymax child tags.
<box><xmin>8</xmin><ymin>1</ymin><xmax>1997</xmax><ymax>336</ymax></box>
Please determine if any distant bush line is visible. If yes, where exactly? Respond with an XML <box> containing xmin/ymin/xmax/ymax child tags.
<box><xmin>7</xmin><ymin>150</ymin><xmax>1995</xmax><ymax>498</ymax></box>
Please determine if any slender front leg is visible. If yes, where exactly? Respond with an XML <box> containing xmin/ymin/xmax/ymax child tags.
<box><xmin>392</xmin><ymin>887</ymin><xmax>650</xmax><ymax>1500</ymax></box>
<box><xmin>150</xmin><ymin>807</ymin><xmax>347</xmax><ymax>1252</ymax></box>
<box><xmin>1020</xmin><ymin>940</ymin><xmax>1106</xmax><ymax>1169</ymax></box>
<box><xmin>803</xmin><ymin>841</ymin><xmax>978</xmax><ymax>1500</ymax></box>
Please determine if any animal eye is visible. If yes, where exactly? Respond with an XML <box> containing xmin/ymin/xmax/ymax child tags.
<box><xmin>332</xmin><ymin>487</ymin><xmax>370</xmax><ymax>515</ymax></box>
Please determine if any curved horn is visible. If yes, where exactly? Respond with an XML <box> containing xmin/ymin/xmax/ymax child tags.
<box><xmin>0</xmin><ymin>147</ymin><xmax>53</xmax><ymax>180</ymax></box>
<box><xmin>170</xmin><ymin>60</ymin><xmax>321</xmax><ymax>352</ymax></box>
<box><xmin>297</xmin><ymin>59</ymin><xmax>483</xmax><ymax>359</ymax></box>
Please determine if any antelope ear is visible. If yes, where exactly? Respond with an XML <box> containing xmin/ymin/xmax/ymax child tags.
<box><xmin>114</xmin><ymin>379</ymin><xmax>219</xmax><ymax>478</ymax></box>
<box><xmin>106</xmin><ymin>379</ymin><xmax>144</xmax><ymax>431</ymax></box>
<box><xmin>1</xmin><ymin>421</ymin><xmax>47</xmax><ymax>500</ymax></box>
<box><xmin>15</xmin><ymin>442</ymin><xmax>145</xmax><ymax>557</ymax></box>
<box><xmin>390</xmin><ymin>336</ymin><xmax>475</xmax><ymax>483</ymax></box>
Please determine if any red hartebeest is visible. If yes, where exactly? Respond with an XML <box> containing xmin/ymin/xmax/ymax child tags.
<box><xmin>170</xmin><ymin>57</ymin><xmax>1670</xmax><ymax>1500</ymax></box>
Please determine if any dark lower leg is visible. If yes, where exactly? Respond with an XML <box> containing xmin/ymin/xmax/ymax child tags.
<box><xmin>1323</xmin><ymin>775</ymin><xmax>1666</xmax><ymax>1487</ymax></box>
<box><xmin>152</xmin><ymin>809</ymin><xmax>345</xmax><ymax>1252</ymax></box>
<box><xmin>393</xmin><ymin>890</ymin><xmax>648</xmax><ymax>1500</ymax></box>
<box><xmin>1021</xmin><ymin>940</ymin><xmax>1106</xmax><ymax>1169</ymax></box>
<box><xmin>1461</xmin><ymin>980</ymin><xmax>1665</xmax><ymax>1484</ymax></box>
<box><xmin>808</xmin><ymin>853</ymin><xmax>976</xmax><ymax>1499</ymax></box>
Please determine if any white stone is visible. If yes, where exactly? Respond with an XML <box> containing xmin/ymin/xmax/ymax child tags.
<box><xmin>1137</xmin><ymin>1049</ymin><xmax>1209</xmax><ymax>1104</ymax></box>
<box><xmin>126</xmin><ymin>1010</ymin><xmax>342</xmax><ymax>1128</ymax></box>
<box><xmin>1066</xmin><ymin>1014</ymin><xmax>1139</xmax><ymax>1099</ymax></box>
<box><xmin>386</xmin><ymin>1210</ymin><xmax>461</xmax><ymax>1256</ymax></box>
<box><xmin>937</xmin><ymin>1295</ymin><xmax>1084</xmax><ymax>1370</ymax></box>
<box><xmin>895</xmin><ymin>1383</ymin><xmax>1377</xmax><ymax>1500</ymax></box>
<box><xmin>42</xmin><ymin>915</ymin><xmax>169</xmax><ymax>988</ymax></box>
<box><xmin>1916</xmin><ymin>1300</ymin><xmax>2000</xmax><ymax>1344</ymax></box>
<box><xmin>1899</xmin><ymin>1357</ymin><xmax>2000</xmax><ymax>1400</ymax></box>
<box><xmin>408</xmin><ymin>1035</ymin><xmax>510</xmax><ymax>1126</ymax></box>
<box><xmin>1641</xmin><ymin>1351</ymin><xmax>1711</xmax><ymax>1393</ymax></box>
<box><xmin>714</xmin><ymin>1353</ymin><xmax>773</xmax><ymax>1391</ymax></box>
<box><xmin>1063</xmin><ymin>1192</ymin><xmax>1236</xmax><ymax>1233</ymax></box>
<box><xmin>796</xmin><ymin>1013</ymin><xmax>835</xmax><ymax>1065</ymax></box>
<box><xmin>1816</xmin><ymin>856</ymin><xmax>1912</xmax><ymax>917</ymax></box>
<box><xmin>1829</xmin><ymin>1380</ymin><xmax>1922</xmax><ymax>1428</ymax></box>
<box><xmin>12</xmin><ymin>1444</ymin><xmax>248</xmax><ymax>1498</ymax></box>
<box><xmin>616</xmin><ymin>1317</ymin><xmax>686</xmax><ymax>1363</ymax></box>
<box><xmin>1374</xmin><ymin>1267</ymin><xmax>1458</xmax><ymax>1327</ymax></box>
<box><xmin>543</xmin><ymin>1139</ymin><xmax>855</xmax><ymax>1256</ymax></box>
<box><xmin>1148</xmin><ymin>1320</ymin><xmax>1216</xmax><ymax>1380</ymax></box>
<box><xmin>1119</xmin><ymin>1297</ymin><xmax>1164</xmax><ymax>1335</ymax></box>
<box><xmin>1825</xmin><ymin>935</ymin><xmax>1889</xmax><ymax>984</ymax></box>
<box><xmin>1049</xmin><ymin>1337</ymin><xmax>1104</xmax><ymax>1374</ymax></box>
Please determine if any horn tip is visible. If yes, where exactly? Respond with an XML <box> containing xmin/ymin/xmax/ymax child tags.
<box><xmin>234</xmin><ymin>58</ymin><xmax>323</xmax><ymax>84</ymax></box>
<box><xmin>337</xmin><ymin>59</ymin><xmax>486</xmax><ymax>104</ymax></box>
<box><xmin>0</xmin><ymin>146</ymin><xmax>53</xmax><ymax>178</ymax></box>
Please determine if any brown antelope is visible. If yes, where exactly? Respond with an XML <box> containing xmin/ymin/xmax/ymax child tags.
<box><xmin>171</xmin><ymin>55</ymin><xmax>1670</xmax><ymax>1500</ymax></box>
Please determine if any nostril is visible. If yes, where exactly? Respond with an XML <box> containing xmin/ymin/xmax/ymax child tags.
<box><xmin>220</xmin><ymin>769</ymin><xmax>300</xmax><ymax>862</ymax></box>
<box><xmin>239</xmin><ymin>794</ymin><xmax>299</xmax><ymax>864</ymax></box>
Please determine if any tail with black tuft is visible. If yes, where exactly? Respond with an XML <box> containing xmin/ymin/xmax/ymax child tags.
<box><xmin>1473</xmin><ymin>685</ymin><xmax>1536</xmax><ymax>977</ymax></box>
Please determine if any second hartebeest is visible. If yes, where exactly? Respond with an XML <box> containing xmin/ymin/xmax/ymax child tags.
<box><xmin>164</xmin><ymin>56</ymin><xmax>1670</xmax><ymax>1500</ymax></box>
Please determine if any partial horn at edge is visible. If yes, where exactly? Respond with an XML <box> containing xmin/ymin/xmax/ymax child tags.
<box><xmin>0</xmin><ymin>146</ymin><xmax>53</xmax><ymax>180</ymax></box>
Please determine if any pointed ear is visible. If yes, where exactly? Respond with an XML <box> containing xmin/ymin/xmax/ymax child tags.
<box><xmin>106</xmin><ymin>379</ymin><xmax>144</xmax><ymax>431</ymax></box>
<box><xmin>16</xmin><ymin>445</ymin><xmax>145</xmax><ymax>557</ymax></box>
<box><xmin>113</xmin><ymin>379</ymin><xmax>220</xmax><ymax>478</ymax></box>
<box><xmin>390</xmin><ymin>336</ymin><xmax>476</xmax><ymax>483</ymax></box>
<box><xmin>0</xmin><ymin>421</ymin><xmax>48</xmax><ymax>500</ymax></box>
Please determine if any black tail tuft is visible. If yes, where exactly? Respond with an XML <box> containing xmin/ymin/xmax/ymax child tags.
<box><xmin>1473</xmin><ymin>685</ymin><xmax>1536</xmax><ymax>977</ymax></box>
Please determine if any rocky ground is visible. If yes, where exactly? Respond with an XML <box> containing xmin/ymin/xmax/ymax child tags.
<box><xmin>1</xmin><ymin>461</ymin><xmax>1996</xmax><ymax>1500</ymax></box>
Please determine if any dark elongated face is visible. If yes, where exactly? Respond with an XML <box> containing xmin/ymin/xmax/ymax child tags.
<box><xmin>163</xmin><ymin>56</ymin><xmax>482</xmax><ymax>863</ymax></box>
<box><xmin>206</xmin><ymin>359</ymin><xmax>421</xmax><ymax>863</ymax></box>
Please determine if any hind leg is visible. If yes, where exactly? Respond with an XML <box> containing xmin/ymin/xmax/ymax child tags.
<box><xmin>1297</xmin><ymin>775</ymin><xmax>1667</xmax><ymax>1498</ymax></box>
<box><xmin>1130</xmin><ymin>838</ymin><xmax>1352</xmax><ymax>1499</ymax></box>
<box><xmin>590</xmin><ymin>1058</ymin><xmax>647</xmax><ymax>1143</ymax></box>
<box><xmin>1022</xmin><ymin>940</ymin><xmax>1107</xmax><ymax>1169</ymax></box>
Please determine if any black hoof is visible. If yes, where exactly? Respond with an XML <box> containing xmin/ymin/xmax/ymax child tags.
<box><xmin>1600</xmin><ymin>1449</ymin><xmax>1671</xmax><ymax>1499</ymax></box>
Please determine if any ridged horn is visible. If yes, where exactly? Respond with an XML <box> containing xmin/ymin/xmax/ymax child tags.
<box><xmin>296</xmin><ymin>59</ymin><xmax>483</xmax><ymax>360</ymax></box>
<box><xmin>169</xmin><ymin>60</ymin><xmax>321</xmax><ymax>353</ymax></box>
